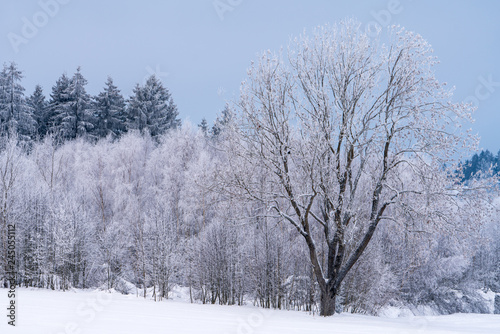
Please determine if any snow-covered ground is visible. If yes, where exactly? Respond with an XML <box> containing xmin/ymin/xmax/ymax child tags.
<box><xmin>1</xmin><ymin>288</ymin><xmax>499</xmax><ymax>334</ymax></box>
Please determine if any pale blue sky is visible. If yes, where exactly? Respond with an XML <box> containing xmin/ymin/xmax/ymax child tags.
<box><xmin>1</xmin><ymin>0</ymin><xmax>499</xmax><ymax>150</ymax></box>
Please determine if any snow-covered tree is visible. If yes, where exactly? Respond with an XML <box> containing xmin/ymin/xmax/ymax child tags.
<box><xmin>198</xmin><ymin>118</ymin><xmax>209</xmax><ymax>136</ymax></box>
<box><xmin>224</xmin><ymin>20</ymin><xmax>494</xmax><ymax>316</ymax></box>
<box><xmin>92</xmin><ymin>77</ymin><xmax>126</xmax><ymax>139</ymax></box>
<box><xmin>26</xmin><ymin>85</ymin><xmax>48</xmax><ymax>139</ymax></box>
<box><xmin>49</xmin><ymin>68</ymin><xmax>93</xmax><ymax>141</ymax></box>
<box><xmin>211</xmin><ymin>105</ymin><xmax>232</xmax><ymax>138</ymax></box>
<box><xmin>0</xmin><ymin>137</ymin><xmax>24</xmax><ymax>287</ymax></box>
<box><xmin>0</xmin><ymin>62</ymin><xmax>35</xmax><ymax>140</ymax></box>
<box><xmin>127</xmin><ymin>75</ymin><xmax>180</xmax><ymax>138</ymax></box>
<box><xmin>47</xmin><ymin>74</ymin><xmax>71</xmax><ymax>139</ymax></box>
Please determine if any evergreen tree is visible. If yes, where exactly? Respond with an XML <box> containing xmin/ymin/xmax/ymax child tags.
<box><xmin>68</xmin><ymin>67</ymin><xmax>93</xmax><ymax>139</ymax></box>
<box><xmin>47</xmin><ymin>73</ymin><xmax>71</xmax><ymax>138</ymax></box>
<box><xmin>26</xmin><ymin>85</ymin><xmax>48</xmax><ymax>139</ymax></box>
<box><xmin>49</xmin><ymin>68</ymin><xmax>93</xmax><ymax>141</ymax></box>
<box><xmin>198</xmin><ymin>118</ymin><xmax>208</xmax><ymax>136</ymax></box>
<box><xmin>92</xmin><ymin>77</ymin><xmax>126</xmax><ymax>139</ymax></box>
<box><xmin>0</xmin><ymin>62</ymin><xmax>35</xmax><ymax>139</ymax></box>
<box><xmin>211</xmin><ymin>105</ymin><xmax>232</xmax><ymax>138</ymax></box>
<box><xmin>127</xmin><ymin>75</ymin><xmax>180</xmax><ymax>138</ymax></box>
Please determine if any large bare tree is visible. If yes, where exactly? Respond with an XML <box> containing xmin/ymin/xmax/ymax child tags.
<box><xmin>224</xmin><ymin>20</ymin><xmax>491</xmax><ymax>316</ymax></box>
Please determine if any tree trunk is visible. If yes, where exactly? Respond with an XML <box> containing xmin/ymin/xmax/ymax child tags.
<box><xmin>320</xmin><ymin>285</ymin><xmax>336</xmax><ymax>316</ymax></box>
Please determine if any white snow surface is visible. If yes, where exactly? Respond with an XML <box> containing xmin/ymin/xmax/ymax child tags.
<box><xmin>2</xmin><ymin>288</ymin><xmax>500</xmax><ymax>334</ymax></box>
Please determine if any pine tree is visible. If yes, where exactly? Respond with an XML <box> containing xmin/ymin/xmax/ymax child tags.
<box><xmin>211</xmin><ymin>105</ymin><xmax>232</xmax><ymax>138</ymax></box>
<box><xmin>92</xmin><ymin>77</ymin><xmax>126</xmax><ymax>139</ymax></box>
<box><xmin>68</xmin><ymin>67</ymin><xmax>93</xmax><ymax>139</ymax></box>
<box><xmin>0</xmin><ymin>62</ymin><xmax>35</xmax><ymax>139</ymax></box>
<box><xmin>49</xmin><ymin>68</ymin><xmax>93</xmax><ymax>141</ymax></box>
<box><xmin>127</xmin><ymin>75</ymin><xmax>180</xmax><ymax>138</ymax></box>
<box><xmin>198</xmin><ymin>118</ymin><xmax>208</xmax><ymax>136</ymax></box>
<box><xmin>47</xmin><ymin>73</ymin><xmax>71</xmax><ymax>139</ymax></box>
<box><xmin>26</xmin><ymin>85</ymin><xmax>48</xmax><ymax>139</ymax></box>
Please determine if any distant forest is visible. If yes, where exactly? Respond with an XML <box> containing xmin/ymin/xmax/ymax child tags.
<box><xmin>461</xmin><ymin>150</ymin><xmax>500</xmax><ymax>182</ymax></box>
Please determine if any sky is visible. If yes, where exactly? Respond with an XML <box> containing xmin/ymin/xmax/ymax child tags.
<box><xmin>0</xmin><ymin>0</ymin><xmax>499</xmax><ymax>151</ymax></box>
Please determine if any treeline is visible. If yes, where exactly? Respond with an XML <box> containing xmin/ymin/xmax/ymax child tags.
<box><xmin>0</xmin><ymin>62</ymin><xmax>181</xmax><ymax>143</ymax></box>
<box><xmin>0</xmin><ymin>128</ymin><xmax>498</xmax><ymax>315</ymax></box>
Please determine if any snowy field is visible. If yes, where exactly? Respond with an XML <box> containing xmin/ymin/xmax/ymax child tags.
<box><xmin>1</xmin><ymin>288</ymin><xmax>499</xmax><ymax>334</ymax></box>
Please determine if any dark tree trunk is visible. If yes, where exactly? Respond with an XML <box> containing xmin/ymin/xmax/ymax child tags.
<box><xmin>320</xmin><ymin>283</ymin><xmax>337</xmax><ymax>316</ymax></box>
